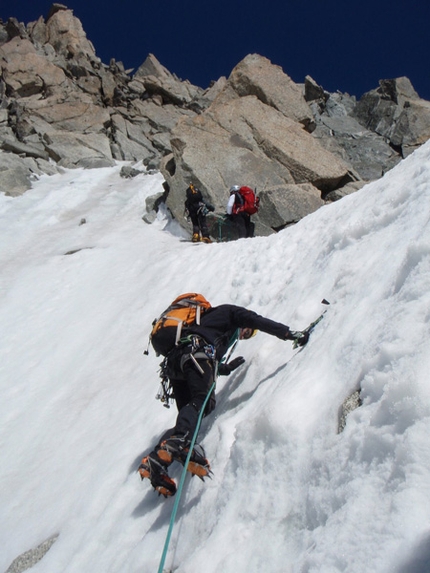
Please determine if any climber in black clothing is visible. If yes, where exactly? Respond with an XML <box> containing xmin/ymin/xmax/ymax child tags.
<box><xmin>139</xmin><ymin>302</ymin><xmax>309</xmax><ymax>496</ymax></box>
<box><xmin>184</xmin><ymin>183</ymin><xmax>215</xmax><ymax>243</ymax></box>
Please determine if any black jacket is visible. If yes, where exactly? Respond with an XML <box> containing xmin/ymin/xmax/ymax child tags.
<box><xmin>186</xmin><ymin>304</ymin><xmax>291</xmax><ymax>360</ymax></box>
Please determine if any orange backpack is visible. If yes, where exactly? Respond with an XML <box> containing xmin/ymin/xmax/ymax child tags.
<box><xmin>150</xmin><ymin>293</ymin><xmax>212</xmax><ymax>356</ymax></box>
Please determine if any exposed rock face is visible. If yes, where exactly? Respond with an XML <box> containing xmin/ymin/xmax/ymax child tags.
<box><xmin>0</xmin><ymin>6</ymin><xmax>204</xmax><ymax>195</ymax></box>
<box><xmin>1</xmin><ymin>37</ymin><xmax>68</xmax><ymax>97</ymax></box>
<box><xmin>134</xmin><ymin>54</ymin><xmax>202</xmax><ymax>107</ymax></box>
<box><xmin>352</xmin><ymin>77</ymin><xmax>430</xmax><ymax>157</ymax></box>
<box><xmin>307</xmin><ymin>75</ymin><xmax>430</xmax><ymax>181</ymax></box>
<box><xmin>223</xmin><ymin>54</ymin><xmax>315</xmax><ymax>130</ymax></box>
<box><xmin>160</xmin><ymin>55</ymin><xmax>357</xmax><ymax>233</ymax></box>
<box><xmin>1</xmin><ymin>6</ymin><xmax>430</xmax><ymax>236</ymax></box>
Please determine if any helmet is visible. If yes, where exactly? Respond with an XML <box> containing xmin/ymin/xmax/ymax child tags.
<box><xmin>229</xmin><ymin>185</ymin><xmax>240</xmax><ymax>194</ymax></box>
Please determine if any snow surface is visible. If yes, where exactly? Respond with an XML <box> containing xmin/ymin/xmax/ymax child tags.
<box><xmin>1</xmin><ymin>145</ymin><xmax>430</xmax><ymax>573</ymax></box>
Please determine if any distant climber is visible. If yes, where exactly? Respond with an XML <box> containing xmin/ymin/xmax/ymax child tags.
<box><xmin>226</xmin><ymin>185</ymin><xmax>260</xmax><ymax>238</ymax></box>
<box><xmin>184</xmin><ymin>183</ymin><xmax>215</xmax><ymax>243</ymax></box>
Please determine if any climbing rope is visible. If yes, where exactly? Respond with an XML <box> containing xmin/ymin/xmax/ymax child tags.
<box><xmin>157</xmin><ymin>380</ymin><xmax>216</xmax><ymax>573</ymax></box>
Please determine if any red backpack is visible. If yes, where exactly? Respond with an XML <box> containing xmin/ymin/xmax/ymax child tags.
<box><xmin>233</xmin><ymin>186</ymin><xmax>260</xmax><ymax>215</ymax></box>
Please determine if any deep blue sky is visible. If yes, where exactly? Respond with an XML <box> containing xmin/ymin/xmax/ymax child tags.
<box><xmin>1</xmin><ymin>0</ymin><xmax>430</xmax><ymax>100</ymax></box>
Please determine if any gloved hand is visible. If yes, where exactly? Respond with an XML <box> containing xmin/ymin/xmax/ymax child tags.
<box><xmin>218</xmin><ymin>356</ymin><xmax>245</xmax><ymax>375</ymax></box>
<box><xmin>206</xmin><ymin>203</ymin><xmax>215</xmax><ymax>212</ymax></box>
<box><xmin>289</xmin><ymin>330</ymin><xmax>310</xmax><ymax>347</ymax></box>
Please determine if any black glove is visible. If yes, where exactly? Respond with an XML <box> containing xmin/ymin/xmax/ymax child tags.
<box><xmin>206</xmin><ymin>203</ymin><xmax>215</xmax><ymax>212</ymax></box>
<box><xmin>218</xmin><ymin>356</ymin><xmax>245</xmax><ymax>375</ymax></box>
<box><xmin>290</xmin><ymin>330</ymin><xmax>310</xmax><ymax>347</ymax></box>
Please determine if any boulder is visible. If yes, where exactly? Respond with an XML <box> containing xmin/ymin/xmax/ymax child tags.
<box><xmin>0</xmin><ymin>107</ymin><xmax>8</xmax><ymax>125</ymax></box>
<box><xmin>391</xmin><ymin>98</ymin><xmax>430</xmax><ymax>156</ymax></box>
<box><xmin>0</xmin><ymin>108</ymin><xmax>15</xmax><ymax>142</ymax></box>
<box><xmin>0</xmin><ymin>23</ymin><xmax>9</xmax><ymax>46</ymax></box>
<box><xmin>134</xmin><ymin>53</ymin><xmax>203</xmax><ymax>106</ymax></box>
<box><xmin>195</xmin><ymin>77</ymin><xmax>228</xmax><ymax>109</ymax></box>
<box><xmin>131</xmin><ymin>99</ymin><xmax>196</xmax><ymax>133</ymax></box>
<box><xmin>224</xmin><ymin>54</ymin><xmax>315</xmax><ymax>131</ymax></box>
<box><xmin>257</xmin><ymin>183</ymin><xmax>325</xmax><ymax>230</ymax></box>
<box><xmin>98</xmin><ymin>66</ymin><xmax>118</xmax><ymax>105</ymax></box>
<box><xmin>0</xmin><ymin>150</ymin><xmax>34</xmax><ymax>196</ymax></box>
<box><xmin>42</xmin><ymin>132</ymin><xmax>114</xmax><ymax>168</ymax></box>
<box><xmin>0</xmin><ymin>37</ymin><xmax>69</xmax><ymax>97</ymax></box>
<box><xmin>120</xmin><ymin>165</ymin><xmax>144</xmax><ymax>179</ymax></box>
<box><xmin>111</xmin><ymin>114</ymin><xmax>154</xmax><ymax>152</ymax></box>
<box><xmin>45</xmin><ymin>6</ymin><xmax>98</xmax><ymax>65</ymax></box>
<box><xmin>109</xmin><ymin>130</ymin><xmax>148</xmax><ymax>162</ymax></box>
<box><xmin>325</xmin><ymin>180</ymin><xmax>367</xmax><ymax>201</ymax></box>
<box><xmin>3</xmin><ymin>17</ymin><xmax>28</xmax><ymax>42</ymax></box>
<box><xmin>304</xmin><ymin>75</ymin><xmax>329</xmax><ymax>103</ymax></box>
<box><xmin>21</xmin><ymin>98</ymin><xmax>110</xmax><ymax>132</ymax></box>
<box><xmin>27</xmin><ymin>16</ymin><xmax>47</xmax><ymax>46</ymax></box>
<box><xmin>1</xmin><ymin>137</ymin><xmax>49</xmax><ymax>160</ymax></box>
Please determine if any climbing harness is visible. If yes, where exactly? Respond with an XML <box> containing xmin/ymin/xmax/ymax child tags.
<box><xmin>156</xmin><ymin>336</ymin><xmax>216</xmax><ymax>408</ymax></box>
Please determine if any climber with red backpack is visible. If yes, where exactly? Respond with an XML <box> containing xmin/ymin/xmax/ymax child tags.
<box><xmin>226</xmin><ymin>184</ymin><xmax>260</xmax><ymax>238</ymax></box>
<box><xmin>139</xmin><ymin>293</ymin><xmax>308</xmax><ymax>497</ymax></box>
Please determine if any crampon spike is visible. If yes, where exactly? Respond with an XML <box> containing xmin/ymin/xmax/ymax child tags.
<box><xmin>187</xmin><ymin>460</ymin><xmax>212</xmax><ymax>480</ymax></box>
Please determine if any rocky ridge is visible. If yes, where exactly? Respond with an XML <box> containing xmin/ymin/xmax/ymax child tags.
<box><xmin>1</xmin><ymin>4</ymin><xmax>430</xmax><ymax>236</ymax></box>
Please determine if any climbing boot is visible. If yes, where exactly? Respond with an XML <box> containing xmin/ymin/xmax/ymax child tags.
<box><xmin>157</xmin><ymin>436</ymin><xmax>212</xmax><ymax>480</ymax></box>
<box><xmin>138</xmin><ymin>453</ymin><xmax>177</xmax><ymax>497</ymax></box>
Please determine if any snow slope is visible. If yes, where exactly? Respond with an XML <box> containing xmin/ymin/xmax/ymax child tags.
<box><xmin>1</xmin><ymin>144</ymin><xmax>430</xmax><ymax>573</ymax></box>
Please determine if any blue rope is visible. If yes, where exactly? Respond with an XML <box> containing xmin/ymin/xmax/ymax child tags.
<box><xmin>157</xmin><ymin>380</ymin><xmax>216</xmax><ymax>573</ymax></box>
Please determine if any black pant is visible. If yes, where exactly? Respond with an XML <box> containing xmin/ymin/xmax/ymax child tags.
<box><xmin>189</xmin><ymin>210</ymin><xmax>210</xmax><ymax>238</ymax></box>
<box><xmin>232</xmin><ymin>212</ymin><xmax>254</xmax><ymax>238</ymax></box>
<box><xmin>155</xmin><ymin>354</ymin><xmax>216</xmax><ymax>449</ymax></box>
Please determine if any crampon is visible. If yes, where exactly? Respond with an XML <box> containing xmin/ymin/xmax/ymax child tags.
<box><xmin>138</xmin><ymin>454</ymin><xmax>177</xmax><ymax>497</ymax></box>
<box><xmin>157</xmin><ymin>436</ymin><xmax>212</xmax><ymax>480</ymax></box>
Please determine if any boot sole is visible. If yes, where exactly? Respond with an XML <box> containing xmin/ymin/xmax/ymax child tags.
<box><xmin>139</xmin><ymin>459</ymin><xmax>177</xmax><ymax>497</ymax></box>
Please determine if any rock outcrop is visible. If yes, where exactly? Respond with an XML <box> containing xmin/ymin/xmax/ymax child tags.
<box><xmin>352</xmin><ymin>77</ymin><xmax>430</xmax><ymax>157</ymax></box>
<box><xmin>0</xmin><ymin>5</ymin><xmax>204</xmax><ymax>195</ymax></box>
<box><xmin>306</xmin><ymin>75</ymin><xmax>430</xmax><ymax>182</ymax></box>
<box><xmin>1</xmin><ymin>5</ymin><xmax>430</xmax><ymax>236</ymax></box>
<box><xmin>160</xmin><ymin>55</ymin><xmax>357</xmax><ymax>234</ymax></box>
